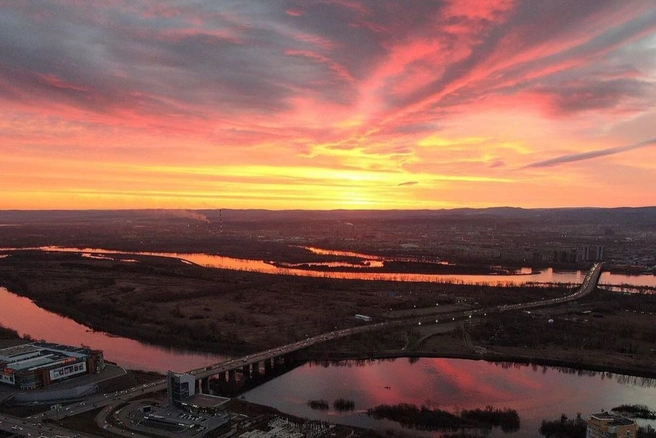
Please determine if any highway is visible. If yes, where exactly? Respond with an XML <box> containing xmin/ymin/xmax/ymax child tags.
<box><xmin>490</xmin><ymin>262</ymin><xmax>603</xmax><ymax>313</ymax></box>
<box><xmin>0</xmin><ymin>263</ymin><xmax>603</xmax><ymax>436</ymax></box>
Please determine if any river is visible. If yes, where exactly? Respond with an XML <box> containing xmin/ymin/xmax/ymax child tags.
<box><xmin>0</xmin><ymin>287</ymin><xmax>226</xmax><ymax>372</ymax></box>
<box><xmin>1</xmin><ymin>246</ymin><xmax>654</xmax><ymax>287</ymax></box>
<box><xmin>1</xmin><ymin>248</ymin><xmax>655</xmax><ymax>436</ymax></box>
<box><xmin>241</xmin><ymin>358</ymin><xmax>656</xmax><ymax>437</ymax></box>
<box><xmin>1</xmin><ymin>285</ymin><xmax>655</xmax><ymax>437</ymax></box>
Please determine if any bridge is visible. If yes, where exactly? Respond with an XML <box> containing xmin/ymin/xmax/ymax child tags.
<box><xmin>492</xmin><ymin>262</ymin><xmax>603</xmax><ymax>313</ymax></box>
<box><xmin>129</xmin><ymin>262</ymin><xmax>605</xmax><ymax>394</ymax></box>
<box><xmin>2</xmin><ymin>263</ymin><xmax>604</xmax><ymax>436</ymax></box>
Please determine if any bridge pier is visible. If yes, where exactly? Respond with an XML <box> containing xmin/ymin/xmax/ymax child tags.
<box><xmin>196</xmin><ymin>377</ymin><xmax>208</xmax><ymax>394</ymax></box>
<box><xmin>273</xmin><ymin>356</ymin><xmax>283</xmax><ymax>368</ymax></box>
<box><xmin>228</xmin><ymin>369</ymin><xmax>236</xmax><ymax>384</ymax></box>
<box><xmin>264</xmin><ymin>358</ymin><xmax>272</xmax><ymax>374</ymax></box>
<box><xmin>242</xmin><ymin>364</ymin><xmax>251</xmax><ymax>380</ymax></box>
<box><xmin>198</xmin><ymin>377</ymin><xmax>209</xmax><ymax>394</ymax></box>
<box><xmin>208</xmin><ymin>371</ymin><xmax>228</xmax><ymax>395</ymax></box>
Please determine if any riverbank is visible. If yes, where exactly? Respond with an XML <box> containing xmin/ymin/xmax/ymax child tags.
<box><xmin>303</xmin><ymin>295</ymin><xmax>656</xmax><ymax>380</ymax></box>
<box><xmin>1</xmin><ymin>250</ymin><xmax>655</xmax><ymax>382</ymax></box>
<box><xmin>303</xmin><ymin>349</ymin><xmax>656</xmax><ymax>380</ymax></box>
<box><xmin>0</xmin><ymin>251</ymin><xmax>573</xmax><ymax>354</ymax></box>
<box><xmin>240</xmin><ymin>352</ymin><xmax>656</xmax><ymax>438</ymax></box>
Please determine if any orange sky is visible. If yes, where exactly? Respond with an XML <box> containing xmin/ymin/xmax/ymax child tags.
<box><xmin>1</xmin><ymin>1</ymin><xmax>655</xmax><ymax>210</ymax></box>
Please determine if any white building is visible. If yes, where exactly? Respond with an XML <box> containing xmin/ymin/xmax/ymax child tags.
<box><xmin>167</xmin><ymin>371</ymin><xmax>196</xmax><ymax>408</ymax></box>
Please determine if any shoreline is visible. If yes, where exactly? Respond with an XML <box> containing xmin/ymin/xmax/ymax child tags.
<box><xmin>1</xmin><ymin>253</ymin><xmax>654</xmax><ymax>382</ymax></box>
<box><xmin>303</xmin><ymin>350</ymin><xmax>656</xmax><ymax>380</ymax></box>
<box><xmin>2</xmin><ymin>279</ymin><xmax>655</xmax><ymax>380</ymax></box>
<box><xmin>2</xmin><ymin>247</ymin><xmax>546</xmax><ymax>277</ymax></box>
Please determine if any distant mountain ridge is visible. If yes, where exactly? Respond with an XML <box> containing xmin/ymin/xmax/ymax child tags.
<box><xmin>0</xmin><ymin>206</ymin><xmax>654</xmax><ymax>227</ymax></box>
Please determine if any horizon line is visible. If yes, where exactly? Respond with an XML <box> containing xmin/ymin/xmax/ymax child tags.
<box><xmin>0</xmin><ymin>205</ymin><xmax>655</xmax><ymax>212</ymax></box>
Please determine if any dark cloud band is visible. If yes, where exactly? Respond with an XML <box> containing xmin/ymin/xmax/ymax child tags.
<box><xmin>523</xmin><ymin>138</ymin><xmax>656</xmax><ymax>168</ymax></box>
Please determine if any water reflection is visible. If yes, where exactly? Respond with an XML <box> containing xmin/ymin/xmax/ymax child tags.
<box><xmin>599</xmin><ymin>272</ymin><xmax>656</xmax><ymax>288</ymax></box>
<box><xmin>241</xmin><ymin>358</ymin><xmax>656</xmax><ymax>437</ymax></box>
<box><xmin>0</xmin><ymin>287</ymin><xmax>226</xmax><ymax>372</ymax></box>
<box><xmin>81</xmin><ymin>253</ymin><xmax>138</xmax><ymax>263</ymax></box>
<box><xmin>302</xmin><ymin>246</ymin><xmax>454</xmax><ymax>266</ymax></box>
<box><xmin>277</xmin><ymin>261</ymin><xmax>385</xmax><ymax>269</ymax></box>
<box><xmin>301</xmin><ymin>247</ymin><xmax>387</xmax><ymax>261</ymax></box>
<box><xmin>0</xmin><ymin>246</ymin><xmax>585</xmax><ymax>286</ymax></box>
<box><xmin>1</xmin><ymin>246</ymin><xmax>655</xmax><ymax>287</ymax></box>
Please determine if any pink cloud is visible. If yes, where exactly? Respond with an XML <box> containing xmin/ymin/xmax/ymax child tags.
<box><xmin>286</xmin><ymin>8</ymin><xmax>304</xmax><ymax>17</ymax></box>
<box><xmin>1</xmin><ymin>1</ymin><xmax>655</xmax><ymax>209</ymax></box>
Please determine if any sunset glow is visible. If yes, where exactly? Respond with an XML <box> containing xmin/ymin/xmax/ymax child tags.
<box><xmin>1</xmin><ymin>1</ymin><xmax>655</xmax><ymax>209</ymax></box>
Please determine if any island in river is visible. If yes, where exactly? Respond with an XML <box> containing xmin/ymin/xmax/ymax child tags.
<box><xmin>0</xmin><ymin>246</ymin><xmax>655</xmax><ymax>380</ymax></box>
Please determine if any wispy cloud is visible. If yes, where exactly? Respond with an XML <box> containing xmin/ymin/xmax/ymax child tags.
<box><xmin>523</xmin><ymin>138</ymin><xmax>656</xmax><ymax>168</ymax></box>
<box><xmin>0</xmin><ymin>1</ymin><xmax>655</xmax><ymax>209</ymax></box>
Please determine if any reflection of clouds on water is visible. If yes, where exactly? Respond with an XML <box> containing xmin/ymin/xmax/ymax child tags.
<box><xmin>0</xmin><ymin>287</ymin><xmax>227</xmax><ymax>373</ymax></box>
<box><xmin>421</xmin><ymin>363</ymin><xmax>440</xmax><ymax>375</ymax></box>
<box><xmin>244</xmin><ymin>357</ymin><xmax>656</xmax><ymax>436</ymax></box>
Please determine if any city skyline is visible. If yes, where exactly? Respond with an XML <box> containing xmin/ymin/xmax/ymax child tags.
<box><xmin>2</xmin><ymin>1</ymin><xmax>656</xmax><ymax>210</ymax></box>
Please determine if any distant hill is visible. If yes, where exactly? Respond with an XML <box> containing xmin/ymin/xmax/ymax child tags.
<box><xmin>0</xmin><ymin>206</ymin><xmax>655</xmax><ymax>228</ymax></box>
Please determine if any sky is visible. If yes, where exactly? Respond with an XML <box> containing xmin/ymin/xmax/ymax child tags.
<box><xmin>1</xmin><ymin>0</ymin><xmax>655</xmax><ymax>210</ymax></box>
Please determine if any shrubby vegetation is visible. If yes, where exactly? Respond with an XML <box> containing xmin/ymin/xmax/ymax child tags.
<box><xmin>367</xmin><ymin>403</ymin><xmax>519</xmax><ymax>432</ymax></box>
<box><xmin>470</xmin><ymin>297</ymin><xmax>656</xmax><ymax>357</ymax></box>
<box><xmin>461</xmin><ymin>406</ymin><xmax>520</xmax><ymax>433</ymax></box>
<box><xmin>333</xmin><ymin>398</ymin><xmax>355</xmax><ymax>411</ymax></box>
<box><xmin>367</xmin><ymin>403</ymin><xmax>461</xmax><ymax>430</ymax></box>
<box><xmin>307</xmin><ymin>399</ymin><xmax>329</xmax><ymax>410</ymax></box>
<box><xmin>307</xmin><ymin>398</ymin><xmax>355</xmax><ymax>412</ymax></box>
<box><xmin>0</xmin><ymin>324</ymin><xmax>20</xmax><ymax>340</ymax></box>
<box><xmin>0</xmin><ymin>250</ymin><xmax>583</xmax><ymax>356</ymax></box>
